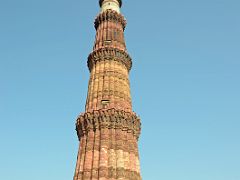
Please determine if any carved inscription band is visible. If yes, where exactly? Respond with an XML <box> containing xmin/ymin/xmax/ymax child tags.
<box><xmin>88</xmin><ymin>47</ymin><xmax>132</xmax><ymax>72</ymax></box>
<box><xmin>76</xmin><ymin>108</ymin><xmax>141</xmax><ymax>140</ymax></box>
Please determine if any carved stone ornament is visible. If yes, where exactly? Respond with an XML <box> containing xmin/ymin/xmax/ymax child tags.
<box><xmin>94</xmin><ymin>9</ymin><xmax>127</xmax><ymax>30</ymax></box>
<box><xmin>88</xmin><ymin>47</ymin><xmax>132</xmax><ymax>71</ymax></box>
<box><xmin>76</xmin><ymin>108</ymin><xmax>141</xmax><ymax>140</ymax></box>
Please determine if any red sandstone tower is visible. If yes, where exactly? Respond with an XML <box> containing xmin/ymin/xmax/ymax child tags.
<box><xmin>74</xmin><ymin>0</ymin><xmax>141</xmax><ymax>179</ymax></box>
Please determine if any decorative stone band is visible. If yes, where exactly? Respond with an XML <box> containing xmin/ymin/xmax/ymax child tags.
<box><xmin>99</xmin><ymin>0</ymin><xmax>122</xmax><ymax>8</ymax></box>
<box><xmin>94</xmin><ymin>9</ymin><xmax>126</xmax><ymax>30</ymax></box>
<box><xmin>76</xmin><ymin>108</ymin><xmax>141</xmax><ymax>140</ymax></box>
<box><xmin>88</xmin><ymin>47</ymin><xmax>132</xmax><ymax>72</ymax></box>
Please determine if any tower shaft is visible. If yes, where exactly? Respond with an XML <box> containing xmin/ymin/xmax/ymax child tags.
<box><xmin>74</xmin><ymin>1</ymin><xmax>142</xmax><ymax>179</ymax></box>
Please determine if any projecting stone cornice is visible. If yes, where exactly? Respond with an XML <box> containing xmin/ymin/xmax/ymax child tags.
<box><xmin>76</xmin><ymin>108</ymin><xmax>141</xmax><ymax>140</ymax></box>
<box><xmin>88</xmin><ymin>47</ymin><xmax>132</xmax><ymax>71</ymax></box>
<box><xmin>94</xmin><ymin>9</ymin><xmax>126</xmax><ymax>30</ymax></box>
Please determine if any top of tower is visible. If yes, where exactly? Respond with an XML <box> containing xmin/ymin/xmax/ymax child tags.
<box><xmin>99</xmin><ymin>0</ymin><xmax>122</xmax><ymax>8</ymax></box>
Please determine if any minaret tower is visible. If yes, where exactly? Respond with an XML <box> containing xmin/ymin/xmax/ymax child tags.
<box><xmin>74</xmin><ymin>1</ymin><xmax>142</xmax><ymax>179</ymax></box>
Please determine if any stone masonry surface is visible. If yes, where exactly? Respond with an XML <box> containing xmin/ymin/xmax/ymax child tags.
<box><xmin>73</xmin><ymin>1</ymin><xmax>142</xmax><ymax>179</ymax></box>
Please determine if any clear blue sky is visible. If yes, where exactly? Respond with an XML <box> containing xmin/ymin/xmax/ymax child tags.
<box><xmin>0</xmin><ymin>0</ymin><xmax>240</xmax><ymax>179</ymax></box>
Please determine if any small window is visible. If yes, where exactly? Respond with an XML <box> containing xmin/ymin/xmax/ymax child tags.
<box><xmin>104</xmin><ymin>40</ymin><xmax>112</xmax><ymax>45</ymax></box>
<box><xmin>101</xmin><ymin>99</ymin><xmax>110</xmax><ymax>108</ymax></box>
<box><xmin>101</xmin><ymin>99</ymin><xmax>110</xmax><ymax>105</ymax></box>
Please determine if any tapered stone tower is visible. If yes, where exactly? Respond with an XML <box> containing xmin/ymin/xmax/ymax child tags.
<box><xmin>73</xmin><ymin>1</ymin><xmax>141</xmax><ymax>179</ymax></box>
